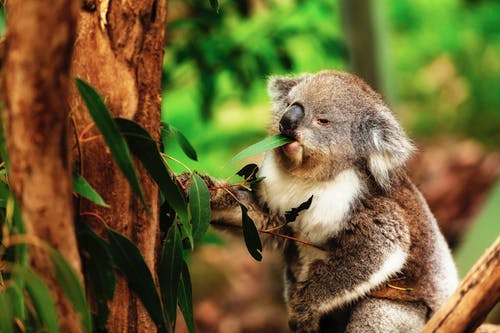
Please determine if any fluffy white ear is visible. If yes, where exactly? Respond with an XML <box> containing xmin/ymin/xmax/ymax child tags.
<box><xmin>267</xmin><ymin>75</ymin><xmax>306</xmax><ymax>102</ymax></box>
<box><xmin>362</xmin><ymin>107</ymin><xmax>415</xmax><ymax>189</ymax></box>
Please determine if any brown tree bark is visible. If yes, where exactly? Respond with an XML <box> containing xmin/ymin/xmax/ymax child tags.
<box><xmin>422</xmin><ymin>236</ymin><xmax>500</xmax><ymax>333</ymax></box>
<box><xmin>69</xmin><ymin>1</ymin><xmax>168</xmax><ymax>332</ymax></box>
<box><xmin>2</xmin><ymin>1</ymin><xmax>83</xmax><ymax>332</ymax></box>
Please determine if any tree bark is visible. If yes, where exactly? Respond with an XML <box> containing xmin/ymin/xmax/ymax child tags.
<box><xmin>2</xmin><ymin>1</ymin><xmax>83</xmax><ymax>332</ymax></box>
<box><xmin>69</xmin><ymin>1</ymin><xmax>168</xmax><ymax>332</ymax></box>
<box><xmin>422</xmin><ymin>236</ymin><xmax>500</xmax><ymax>333</ymax></box>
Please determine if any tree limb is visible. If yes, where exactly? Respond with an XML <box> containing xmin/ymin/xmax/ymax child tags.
<box><xmin>422</xmin><ymin>236</ymin><xmax>500</xmax><ymax>333</ymax></box>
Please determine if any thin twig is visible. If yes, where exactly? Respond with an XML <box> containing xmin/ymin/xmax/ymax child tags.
<box><xmin>78</xmin><ymin>122</ymin><xmax>95</xmax><ymax>141</ymax></box>
<box><xmin>80</xmin><ymin>211</ymin><xmax>107</xmax><ymax>226</ymax></box>
<box><xmin>79</xmin><ymin>135</ymin><xmax>102</xmax><ymax>143</ymax></box>
<box><xmin>161</xmin><ymin>152</ymin><xmax>192</xmax><ymax>173</ymax></box>
<box><xmin>208</xmin><ymin>183</ymin><xmax>252</xmax><ymax>192</ymax></box>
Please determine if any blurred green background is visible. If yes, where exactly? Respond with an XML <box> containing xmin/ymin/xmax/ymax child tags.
<box><xmin>161</xmin><ymin>0</ymin><xmax>500</xmax><ymax>279</ymax></box>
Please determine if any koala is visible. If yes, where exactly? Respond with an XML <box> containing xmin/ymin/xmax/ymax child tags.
<box><xmin>188</xmin><ymin>70</ymin><xmax>458</xmax><ymax>332</ymax></box>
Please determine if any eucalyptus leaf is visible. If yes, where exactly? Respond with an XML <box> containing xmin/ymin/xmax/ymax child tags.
<box><xmin>284</xmin><ymin>195</ymin><xmax>313</xmax><ymax>223</ymax></box>
<box><xmin>161</xmin><ymin>122</ymin><xmax>198</xmax><ymax>161</ymax></box>
<box><xmin>12</xmin><ymin>265</ymin><xmax>58</xmax><ymax>333</ymax></box>
<box><xmin>189</xmin><ymin>173</ymin><xmax>211</xmax><ymax>245</ymax></box>
<box><xmin>240</xmin><ymin>204</ymin><xmax>263</xmax><ymax>261</ymax></box>
<box><xmin>180</xmin><ymin>216</ymin><xmax>194</xmax><ymax>250</ymax></box>
<box><xmin>230</xmin><ymin>134</ymin><xmax>291</xmax><ymax>163</ymax></box>
<box><xmin>178</xmin><ymin>261</ymin><xmax>194</xmax><ymax>333</ymax></box>
<box><xmin>74</xmin><ymin>78</ymin><xmax>146</xmax><ymax>207</ymax></box>
<box><xmin>236</xmin><ymin>163</ymin><xmax>259</xmax><ymax>183</ymax></box>
<box><xmin>106</xmin><ymin>227</ymin><xmax>169</xmax><ymax>333</ymax></box>
<box><xmin>5</xmin><ymin>193</ymin><xmax>28</xmax><ymax>267</ymax></box>
<box><xmin>172</xmin><ymin>127</ymin><xmax>198</xmax><ymax>161</ymax></box>
<box><xmin>0</xmin><ymin>116</ymin><xmax>9</xmax><ymax>172</ymax></box>
<box><xmin>5</xmin><ymin>280</ymin><xmax>24</xmax><ymax>321</ymax></box>
<box><xmin>73</xmin><ymin>173</ymin><xmax>109</xmax><ymax>207</ymax></box>
<box><xmin>209</xmin><ymin>0</ymin><xmax>219</xmax><ymax>13</ymax></box>
<box><xmin>77</xmin><ymin>224</ymin><xmax>116</xmax><ymax>330</ymax></box>
<box><xmin>49</xmin><ymin>248</ymin><xmax>92</xmax><ymax>333</ymax></box>
<box><xmin>0</xmin><ymin>287</ymin><xmax>14</xmax><ymax>333</ymax></box>
<box><xmin>159</xmin><ymin>225</ymin><xmax>183</xmax><ymax>329</ymax></box>
<box><xmin>115</xmin><ymin>118</ymin><xmax>188</xmax><ymax>224</ymax></box>
<box><xmin>0</xmin><ymin>180</ymin><xmax>9</xmax><ymax>208</ymax></box>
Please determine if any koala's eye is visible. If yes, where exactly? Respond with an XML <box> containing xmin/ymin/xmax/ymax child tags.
<box><xmin>316</xmin><ymin>118</ymin><xmax>330</xmax><ymax>125</ymax></box>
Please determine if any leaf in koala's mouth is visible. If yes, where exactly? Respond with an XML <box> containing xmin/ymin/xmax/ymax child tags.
<box><xmin>229</xmin><ymin>134</ymin><xmax>292</xmax><ymax>163</ymax></box>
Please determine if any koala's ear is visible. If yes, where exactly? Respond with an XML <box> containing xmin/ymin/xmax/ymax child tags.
<box><xmin>267</xmin><ymin>75</ymin><xmax>304</xmax><ymax>102</ymax></box>
<box><xmin>361</xmin><ymin>107</ymin><xmax>415</xmax><ymax>190</ymax></box>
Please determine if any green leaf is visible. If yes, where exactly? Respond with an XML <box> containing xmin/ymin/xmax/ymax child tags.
<box><xmin>236</xmin><ymin>163</ymin><xmax>259</xmax><ymax>183</ymax></box>
<box><xmin>4</xmin><ymin>193</ymin><xmax>28</xmax><ymax>267</ymax></box>
<box><xmin>284</xmin><ymin>195</ymin><xmax>313</xmax><ymax>223</ymax></box>
<box><xmin>0</xmin><ymin>180</ymin><xmax>9</xmax><ymax>208</ymax></box>
<box><xmin>180</xmin><ymin>216</ymin><xmax>194</xmax><ymax>250</ymax></box>
<box><xmin>209</xmin><ymin>0</ymin><xmax>219</xmax><ymax>13</ymax></box>
<box><xmin>5</xmin><ymin>280</ymin><xmax>24</xmax><ymax>321</ymax></box>
<box><xmin>230</xmin><ymin>134</ymin><xmax>291</xmax><ymax>163</ymax></box>
<box><xmin>12</xmin><ymin>265</ymin><xmax>58</xmax><ymax>333</ymax></box>
<box><xmin>240</xmin><ymin>204</ymin><xmax>263</xmax><ymax>261</ymax></box>
<box><xmin>161</xmin><ymin>123</ymin><xmax>198</xmax><ymax>161</ymax></box>
<box><xmin>73</xmin><ymin>173</ymin><xmax>109</xmax><ymax>207</ymax></box>
<box><xmin>77</xmin><ymin>224</ymin><xmax>116</xmax><ymax>330</ymax></box>
<box><xmin>0</xmin><ymin>116</ymin><xmax>10</xmax><ymax>172</ymax></box>
<box><xmin>74</xmin><ymin>78</ymin><xmax>146</xmax><ymax>207</ymax></box>
<box><xmin>189</xmin><ymin>173</ymin><xmax>211</xmax><ymax>246</ymax></box>
<box><xmin>49</xmin><ymin>248</ymin><xmax>92</xmax><ymax>333</ymax></box>
<box><xmin>177</xmin><ymin>261</ymin><xmax>194</xmax><ymax>333</ymax></box>
<box><xmin>159</xmin><ymin>225</ymin><xmax>183</xmax><ymax>329</ymax></box>
<box><xmin>115</xmin><ymin>118</ymin><xmax>188</xmax><ymax>223</ymax></box>
<box><xmin>0</xmin><ymin>287</ymin><xmax>15</xmax><ymax>333</ymax></box>
<box><xmin>106</xmin><ymin>227</ymin><xmax>169</xmax><ymax>333</ymax></box>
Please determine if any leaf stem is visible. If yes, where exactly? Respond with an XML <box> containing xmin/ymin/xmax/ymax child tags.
<box><xmin>78</xmin><ymin>122</ymin><xmax>96</xmax><ymax>141</ymax></box>
<box><xmin>208</xmin><ymin>183</ymin><xmax>251</xmax><ymax>192</ymax></box>
<box><xmin>161</xmin><ymin>153</ymin><xmax>192</xmax><ymax>173</ymax></box>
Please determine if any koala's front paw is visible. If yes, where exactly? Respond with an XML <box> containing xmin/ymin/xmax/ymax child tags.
<box><xmin>288</xmin><ymin>304</ymin><xmax>320</xmax><ymax>333</ymax></box>
<box><xmin>176</xmin><ymin>172</ymin><xmax>192</xmax><ymax>196</ymax></box>
<box><xmin>176</xmin><ymin>172</ymin><xmax>217</xmax><ymax>197</ymax></box>
<box><xmin>288</xmin><ymin>314</ymin><xmax>320</xmax><ymax>333</ymax></box>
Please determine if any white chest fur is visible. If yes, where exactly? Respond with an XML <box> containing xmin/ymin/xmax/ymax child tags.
<box><xmin>258</xmin><ymin>153</ymin><xmax>363</xmax><ymax>244</ymax></box>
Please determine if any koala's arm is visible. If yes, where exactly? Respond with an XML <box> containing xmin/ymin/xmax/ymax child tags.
<box><xmin>288</xmin><ymin>208</ymin><xmax>412</xmax><ymax>333</ymax></box>
<box><xmin>179</xmin><ymin>174</ymin><xmax>285</xmax><ymax>242</ymax></box>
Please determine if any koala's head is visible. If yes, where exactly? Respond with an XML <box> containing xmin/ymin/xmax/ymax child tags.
<box><xmin>267</xmin><ymin>70</ymin><xmax>415</xmax><ymax>189</ymax></box>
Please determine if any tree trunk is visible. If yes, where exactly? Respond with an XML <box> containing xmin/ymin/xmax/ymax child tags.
<box><xmin>69</xmin><ymin>1</ymin><xmax>168</xmax><ymax>332</ymax></box>
<box><xmin>2</xmin><ymin>1</ymin><xmax>83</xmax><ymax>332</ymax></box>
<box><xmin>339</xmin><ymin>0</ymin><xmax>394</xmax><ymax>103</ymax></box>
<box><xmin>422</xmin><ymin>236</ymin><xmax>500</xmax><ymax>333</ymax></box>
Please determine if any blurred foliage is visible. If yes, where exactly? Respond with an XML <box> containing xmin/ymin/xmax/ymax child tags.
<box><xmin>163</xmin><ymin>0</ymin><xmax>347</xmax><ymax>119</ymax></box>
<box><xmin>390</xmin><ymin>0</ymin><xmax>500</xmax><ymax>146</ymax></box>
<box><xmin>163</xmin><ymin>0</ymin><xmax>500</xmax><ymax>149</ymax></box>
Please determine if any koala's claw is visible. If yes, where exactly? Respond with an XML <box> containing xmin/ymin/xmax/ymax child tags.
<box><xmin>175</xmin><ymin>172</ymin><xmax>192</xmax><ymax>197</ymax></box>
<box><xmin>288</xmin><ymin>312</ymin><xmax>320</xmax><ymax>333</ymax></box>
<box><xmin>289</xmin><ymin>319</ymin><xmax>319</xmax><ymax>333</ymax></box>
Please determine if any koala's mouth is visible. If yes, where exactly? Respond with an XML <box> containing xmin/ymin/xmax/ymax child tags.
<box><xmin>280</xmin><ymin>140</ymin><xmax>304</xmax><ymax>166</ymax></box>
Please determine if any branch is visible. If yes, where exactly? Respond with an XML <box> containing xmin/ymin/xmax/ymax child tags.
<box><xmin>422</xmin><ymin>236</ymin><xmax>500</xmax><ymax>333</ymax></box>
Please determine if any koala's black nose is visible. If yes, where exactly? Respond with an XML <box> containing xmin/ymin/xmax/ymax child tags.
<box><xmin>279</xmin><ymin>104</ymin><xmax>304</xmax><ymax>137</ymax></box>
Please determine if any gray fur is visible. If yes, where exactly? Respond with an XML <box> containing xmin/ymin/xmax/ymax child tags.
<box><xmin>346</xmin><ymin>298</ymin><xmax>427</xmax><ymax>333</ymax></box>
<box><xmin>185</xmin><ymin>70</ymin><xmax>458</xmax><ymax>332</ymax></box>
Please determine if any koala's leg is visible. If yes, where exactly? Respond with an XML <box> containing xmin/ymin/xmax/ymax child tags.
<box><xmin>345</xmin><ymin>298</ymin><xmax>427</xmax><ymax>333</ymax></box>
